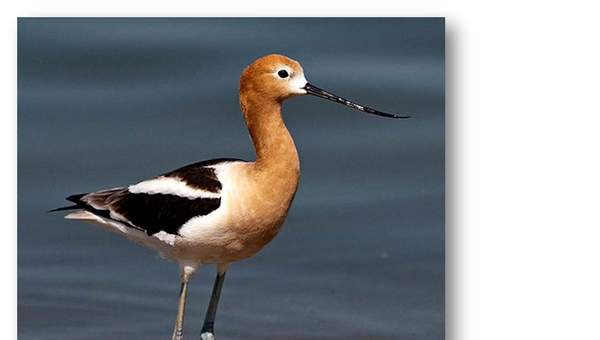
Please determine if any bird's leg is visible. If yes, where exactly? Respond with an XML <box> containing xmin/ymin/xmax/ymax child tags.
<box><xmin>172</xmin><ymin>274</ymin><xmax>191</xmax><ymax>340</ymax></box>
<box><xmin>200</xmin><ymin>268</ymin><xmax>227</xmax><ymax>340</ymax></box>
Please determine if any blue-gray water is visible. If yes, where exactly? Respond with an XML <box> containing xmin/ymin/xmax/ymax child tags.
<box><xmin>18</xmin><ymin>18</ymin><xmax>444</xmax><ymax>339</ymax></box>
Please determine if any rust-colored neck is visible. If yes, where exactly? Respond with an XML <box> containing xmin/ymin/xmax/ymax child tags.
<box><xmin>240</xmin><ymin>92</ymin><xmax>300</xmax><ymax>173</ymax></box>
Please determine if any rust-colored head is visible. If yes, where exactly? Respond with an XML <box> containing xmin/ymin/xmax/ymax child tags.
<box><xmin>240</xmin><ymin>54</ymin><xmax>308</xmax><ymax>103</ymax></box>
<box><xmin>240</xmin><ymin>54</ymin><xmax>411</xmax><ymax>119</ymax></box>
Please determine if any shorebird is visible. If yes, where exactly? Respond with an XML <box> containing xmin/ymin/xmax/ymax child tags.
<box><xmin>52</xmin><ymin>54</ymin><xmax>410</xmax><ymax>340</ymax></box>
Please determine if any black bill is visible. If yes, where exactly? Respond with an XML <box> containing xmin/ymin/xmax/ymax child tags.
<box><xmin>303</xmin><ymin>83</ymin><xmax>411</xmax><ymax>119</ymax></box>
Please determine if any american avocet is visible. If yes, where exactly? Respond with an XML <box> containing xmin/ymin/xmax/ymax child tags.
<box><xmin>51</xmin><ymin>54</ymin><xmax>410</xmax><ymax>340</ymax></box>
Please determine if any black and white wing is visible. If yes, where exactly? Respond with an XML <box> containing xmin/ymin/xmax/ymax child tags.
<box><xmin>54</xmin><ymin>158</ymin><xmax>244</xmax><ymax>237</ymax></box>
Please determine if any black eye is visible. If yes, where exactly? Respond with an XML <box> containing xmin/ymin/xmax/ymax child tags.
<box><xmin>277</xmin><ymin>70</ymin><xmax>289</xmax><ymax>78</ymax></box>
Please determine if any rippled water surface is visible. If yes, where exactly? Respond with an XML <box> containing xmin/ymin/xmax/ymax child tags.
<box><xmin>18</xmin><ymin>18</ymin><xmax>444</xmax><ymax>340</ymax></box>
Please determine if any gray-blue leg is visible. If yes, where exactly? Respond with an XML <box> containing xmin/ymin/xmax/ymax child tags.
<box><xmin>172</xmin><ymin>279</ymin><xmax>189</xmax><ymax>340</ymax></box>
<box><xmin>200</xmin><ymin>271</ymin><xmax>226</xmax><ymax>340</ymax></box>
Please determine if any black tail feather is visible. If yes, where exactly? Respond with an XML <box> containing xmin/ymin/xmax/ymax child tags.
<box><xmin>48</xmin><ymin>205</ymin><xmax>81</xmax><ymax>213</ymax></box>
<box><xmin>66</xmin><ymin>193</ymin><xmax>87</xmax><ymax>204</ymax></box>
<box><xmin>49</xmin><ymin>193</ymin><xmax>88</xmax><ymax>213</ymax></box>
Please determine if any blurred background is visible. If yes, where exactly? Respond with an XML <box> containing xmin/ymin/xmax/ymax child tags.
<box><xmin>18</xmin><ymin>18</ymin><xmax>444</xmax><ymax>340</ymax></box>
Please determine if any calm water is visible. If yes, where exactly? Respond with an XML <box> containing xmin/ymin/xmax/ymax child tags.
<box><xmin>18</xmin><ymin>18</ymin><xmax>444</xmax><ymax>339</ymax></box>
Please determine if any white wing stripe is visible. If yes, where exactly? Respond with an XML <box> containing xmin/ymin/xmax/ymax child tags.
<box><xmin>128</xmin><ymin>176</ymin><xmax>221</xmax><ymax>199</ymax></box>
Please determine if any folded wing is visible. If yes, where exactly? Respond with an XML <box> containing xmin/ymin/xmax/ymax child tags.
<box><xmin>57</xmin><ymin>158</ymin><xmax>244</xmax><ymax>236</ymax></box>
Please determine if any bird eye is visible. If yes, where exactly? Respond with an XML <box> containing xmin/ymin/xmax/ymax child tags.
<box><xmin>277</xmin><ymin>70</ymin><xmax>289</xmax><ymax>78</ymax></box>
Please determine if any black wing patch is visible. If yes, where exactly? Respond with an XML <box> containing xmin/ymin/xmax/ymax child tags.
<box><xmin>109</xmin><ymin>192</ymin><xmax>220</xmax><ymax>235</ymax></box>
<box><xmin>163</xmin><ymin>158</ymin><xmax>244</xmax><ymax>193</ymax></box>
<box><xmin>66</xmin><ymin>189</ymin><xmax>220</xmax><ymax>236</ymax></box>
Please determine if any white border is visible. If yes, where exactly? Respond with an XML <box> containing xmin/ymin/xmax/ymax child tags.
<box><xmin>1</xmin><ymin>5</ymin><xmax>17</xmax><ymax>340</ymax></box>
<box><xmin>5</xmin><ymin>1</ymin><xmax>600</xmax><ymax>340</ymax></box>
